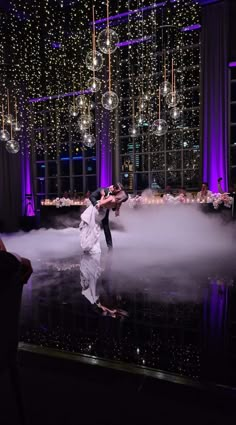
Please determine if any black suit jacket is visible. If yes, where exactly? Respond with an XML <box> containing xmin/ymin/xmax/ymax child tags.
<box><xmin>89</xmin><ymin>187</ymin><xmax>110</xmax><ymax>206</ymax></box>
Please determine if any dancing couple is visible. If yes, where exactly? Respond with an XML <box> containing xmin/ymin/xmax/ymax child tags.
<box><xmin>79</xmin><ymin>183</ymin><xmax>128</xmax><ymax>254</ymax></box>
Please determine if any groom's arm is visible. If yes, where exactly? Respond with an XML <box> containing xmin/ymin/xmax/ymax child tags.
<box><xmin>89</xmin><ymin>188</ymin><xmax>102</xmax><ymax>206</ymax></box>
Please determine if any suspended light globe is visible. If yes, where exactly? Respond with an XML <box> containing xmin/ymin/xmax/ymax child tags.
<box><xmin>78</xmin><ymin>114</ymin><xmax>93</xmax><ymax>130</ymax></box>
<box><xmin>160</xmin><ymin>81</ymin><xmax>172</xmax><ymax>97</ymax></box>
<box><xmin>151</xmin><ymin>119</ymin><xmax>168</xmax><ymax>136</ymax></box>
<box><xmin>85</xmin><ymin>50</ymin><xmax>104</xmax><ymax>71</ymax></box>
<box><xmin>6</xmin><ymin>114</ymin><xmax>13</xmax><ymax>124</ymax></box>
<box><xmin>97</xmin><ymin>29</ymin><xmax>119</xmax><ymax>54</ymax></box>
<box><xmin>83</xmin><ymin>133</ymin><xmax>96</xmax><ymax>147</ymax></box>
<box><xmin>69</xmin><ymin>104</ymin><xmax>79</xmax><ymax>117</ymax></box>
<box><xmin>129</xmin><ymin>125</ymin><xmax>140</xmax><ymax>138</ymax></box>
<box><xmin>87</xmin><ymin>76</ymin><xmax>101</xmax><ymax>93</ymax></box>
<box><xmin>101</xmin><ymin>91</ymin><xmax>119</xmax><ymax>111</ymax></box>
<box><xmin>0</xmin><ymin>129</ymin><xmax>10</xmax><ymax>141</ymax></box>
<box><xmin>5</xmin><ymin>139</ymin><xmax>20</xmax><ymax>154</ymax></box>
<box><xmin>170</xmin><ymin>107</ymin><xmax>182</xmax><ymax>120</ymax></box>
<box><xmin>12</xmin><ymin>121</ymin><xmax>21</xmax><ymax>132</ymax></box>
<box><xmin>76</xmin><ymin>95</ymin><xmax>86</xmax><ymax>109</ymax></box>
<box><xmin>166</xmin><ymin>91</ymin><xmax>180</xmax><ymax>108</ymax></box>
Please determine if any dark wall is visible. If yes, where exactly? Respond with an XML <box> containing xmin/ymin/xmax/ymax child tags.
<box><xmin>0</xmin><ymin>144</ymin><xmax>22</xmax><ymax>232</ymax></box>
<box><xmin>228</xmin><ymin>0</ymin><xmax>236</xmax><ymax>61</ymax></box>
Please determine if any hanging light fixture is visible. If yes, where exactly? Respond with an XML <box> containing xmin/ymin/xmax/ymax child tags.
<box><xmin>87</xmin><ymin>6</ymin><xmax>102</xmax><ymax>93</ymax></box>
<box><xmin>166</xmin><ymin>59</ymin><xmax>180</xmax><ymax>108</ymax></box>
<box><xmin>129</xmin><ymin>99</ymin><xmax>140</xmax><ymax>137</ymax></box>
<box><xmin>83</xmin><ymin>133</ymin><xmax>96</xmax><ymax>147</ymax></box>
<box><xmin>12</xmin><ymin>100</ymin><xmax>21</xmax><ymax>132</ymax></box>
<box><xmin>5</xmin><ymin>118</ymin><xmax>20</xmax><ymax>154</ymax></box>
<box><xmin>69</xmin><ymin>80</ymin><xmax>79</xmax><ymax>117</ymax></box>
<box><xmin>6</xmin><ymin>89</ymin><xmax>13</xmax><ymax>124</ymax></box>
<box><xmin>151</xmin><ymin>87</ymin><xmax>168</xmax><ymax>136</ymax></box>
<box><xmin>97</xmin><ymin>0</ymin><xmax>119</xmax><ymax>55</ymax></box>
<box><xmin>160</xmin><ymin>51</ymin><xmax>171</xmax><ymax>97</ymax></box>
<box><xmin>101</xmin><ymin>0</ymin><xmax>119</xmax><ymax>110</ymax></box>
<box><xmin>0</xmin><ymin>104</ymin><xmax>10</xmax><ymax>142</ymax></box>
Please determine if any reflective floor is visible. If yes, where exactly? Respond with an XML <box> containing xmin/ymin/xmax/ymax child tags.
<box><xmin>3</xmin><ymin>205</ymin><xmax>234</xmax><ymax>389</ymax></box>
<box><xmin>19</xmin><ymin>250</ymin><xmax>236</xmax><ymax>389</ymax></box>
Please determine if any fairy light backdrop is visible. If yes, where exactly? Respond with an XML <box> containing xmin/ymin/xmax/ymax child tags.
<box><xmin>0</xmin><ymin>0</ymin><xmax>201</xmax><ymax>208</ymax></box>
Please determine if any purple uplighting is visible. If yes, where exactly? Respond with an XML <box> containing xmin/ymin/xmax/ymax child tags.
<box><xmin>29</xmin><ymin>89</ymin><xmax>92</xmax><ymax>103</ymax></box>
<box><xmin>100</xmin><ymin>110</ymin><xmax>112</xmax><ymax>187</ymax></box>
<box><xmin>117</xmin><ymin>36</ymin><xmax>152</xmax><ymax>48</ymax></box>
<box><xmin>181</xmin><ymin>23</ymin><xmax>201</xmax><ymax>32</ymax></box>
<box><xmin>228</xmin><ymin>61</ymin><xmax>236</xmax><ymax>68</ymax></box>
<box><xmin>51</xmin><ymin>42</ymin><xmax>62</xmax><ymax>49</ymax></box>
<box><xmin>21</xmin><ymin>151</ymin><xmax>35</xmax><ymax>217</ymax></box>
<box><xmin>202</xmin><ymin>1</ymin><xmax>228</xmax><ymax>192</ymax></box>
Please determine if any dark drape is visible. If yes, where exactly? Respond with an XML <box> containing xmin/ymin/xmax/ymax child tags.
<box><xmin>0</xmin><ymin>144</ymin><xmax>22</xmax><ymax>232</ymax></box>
<box><xmin>201</xmin><ymin>1</ymin><xmax>229</xmax><ymax>192</ymax></box>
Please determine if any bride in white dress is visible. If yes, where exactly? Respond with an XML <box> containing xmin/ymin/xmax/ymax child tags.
<box><xmin>79</xmin><ymin>189</ymin><xmax>128</xmax><ymax>254</ymax></box>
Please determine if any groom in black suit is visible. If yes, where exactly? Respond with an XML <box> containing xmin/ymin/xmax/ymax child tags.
<box><xmin>89</xmin><ymin>183</ymin><xmax>123</xmax><ymax>249</ymax></box>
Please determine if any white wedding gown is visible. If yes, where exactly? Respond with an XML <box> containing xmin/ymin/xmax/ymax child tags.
<box><xmin>79</xmin><ymin>204</ymin><xmax>106</xmax><ymax>254</ymax></box>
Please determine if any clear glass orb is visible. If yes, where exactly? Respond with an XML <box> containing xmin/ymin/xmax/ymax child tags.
<box><xmin>78</xmin><ymin>114</ymin><xmax>93</xmax><ymax>130</ymax></box>
<box><xmin>83</xmin><ymin>133</ymin><xmax>96</xmax><ymax>147</ymax></box>
<box><xmin>12</xmin><ymin>121</ymin><xmax>21</xmax><ymax>132</ymax></box>
<box><xmin>166</xmin><ymin>91</ymin><xmax>180</xmax><ymax>108</ymax></box>
<box><xmin>88</xmin><ymin>76</ymin><xmax>101</xmax><ymax>93</ymax></box>
<box><xmin>160</xmin><ymin>81</ymin><xmax>172</xmax><ymax>97</ymax></box>
<box><xmin>170</xmin><ymin>107</ymin><xmax>182</xmax><ymax>120</ymax></box>
<box><xmin>151</xmin><ymin>119</ymin><xmax>168</xmax><ymax>136</ymax></box>
<box><xmin>76</xmin><ymin>95</ymin><xmax>87</xmax><ymax>109</ymax></box>
<box><xmin>6</xmin><ymin>114</ymin><xmax>13</xmax><ymax>124</ymax></box>
<box><xmin>129</xmin><ymin>125</ymin><xmax>140</xmax><ymax>138</ymax></box>
<box><xmin>69</xmin><ymin>104</ymin><xmax>79</xmax><ymax>117</ymax></box>
<box><xmin>0</xmin><ymin>129</ymin><xmax>10</xmax><ymax>141</ymax></box>
<box><xmin>101</xmin><ymin>91</ymin><xmax>119</xmax><ymax>111</ymax></box>
<box><xmin>85</xmin><ymin>50</ymin><xmax>104</xmax><ymax>71</ymax></box>
<box><xmin>5</xmin><ymin>139</ymin><xmax>20</xmax><ymax>154</ymax></box>
<box><xmin>97</xmin><ymin>29</ymin><xmax>119</xmax><ymax>54</ymax></box>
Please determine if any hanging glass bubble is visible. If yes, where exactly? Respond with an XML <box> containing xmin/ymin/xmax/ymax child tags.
<box><xmin>0</xmin><ymin>129</ymin><xmax>10</xmax><ymax>141</ymax></box>
<box><xmin>160</xmin><ymin>81</ymin><xmax>172</xmax><ymax>97</ymax></box>
<box><xmin>151</xmin><ymin>119</ymin><xmax>168</xmax><ymax>136</ymax></box>
<box><xmin>83</xmin><ymin>133</ymin><xmax>96</xmax><ymax>147</ymax></box>
<box><xmin>6</xmin><ymin>114</ymin><xmax>13</xmax><ymax>124</ymax></box>
<box><xmin>88</xmin><ymin>76</ymin><xmax>101</xmax><ymax>93</ymax></box>
<box><xmin>97</xmin><ymin>29</ymin><xmax>119</xmax><ymax>54</ymax></box>
<box><xmin>129</xmin><ymin>125</ymin><xmax>140</xmax><ymax>138</ymax></box>
<box><xmin>166</xmin><ymin>91</ymin><xmax>180</xmax><ymax>108</ymax></box>
<box><xmin>12</xmin><ymin>121</ymin><xmax>21</xmax><ymax>132</ymax></box>
<box><xmin>69</xmin><ymin>104</ymin><xmax>79</xmax><ymax>117</ymax></box>
<box><xmin>102</xmin><ymin>91</ymin><xmax>119</xmax><ymax>111</ymax></box>
<box><xmin>170</xmin><ymin>107</ymin><xmax>182</xmax><ymax>120</ymax></box>
<box><xmin>76</xmin><ymin>95</ymin><xmax>86</xmax><ymax>110</ymax></box>
<box><xmin>78</xmin><ymin>114</ymin><xmax>93</xmax><ymax>130</ymax></box>
<box><xmin>5</xmin><ymin>139</ymin><xmax>20</xmax><ymax>154</ymax></box>
<box><xmin>85</xmin><ymin>50</ymin><xmax>104</xmax><ymax>71</ymax></box>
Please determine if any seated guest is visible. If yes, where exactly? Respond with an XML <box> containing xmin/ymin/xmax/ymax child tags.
<box><xmin>197</xmin><ymin>182</ymin><xmax>212</xmax><ymax>202</ymax></box>
<box><xmin>0</xmin><ymin>238</ymin><xmax>33</xmax><ymax>285</ymax></box>
<box><xmin>217</xmin><ymin>177</ymin><xmax>235</xmax><ymax>196</ymax></box>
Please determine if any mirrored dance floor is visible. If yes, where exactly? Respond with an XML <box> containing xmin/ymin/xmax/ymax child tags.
<box><xmin>19</xmin><ymin>250</ymin><xmax>236</xmax><ymax>389</ymax></box>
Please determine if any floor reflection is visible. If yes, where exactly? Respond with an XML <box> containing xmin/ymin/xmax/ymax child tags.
<box><xmin>20</xmin><ymin>252</ymin><xmax>236</xmax><ymax>388</ymax></box>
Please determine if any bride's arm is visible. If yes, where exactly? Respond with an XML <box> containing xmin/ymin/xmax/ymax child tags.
<box><xmin>98</xmin><ymin>195</ymin><xmax>115</xmax><ymax>208</ymax></box>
